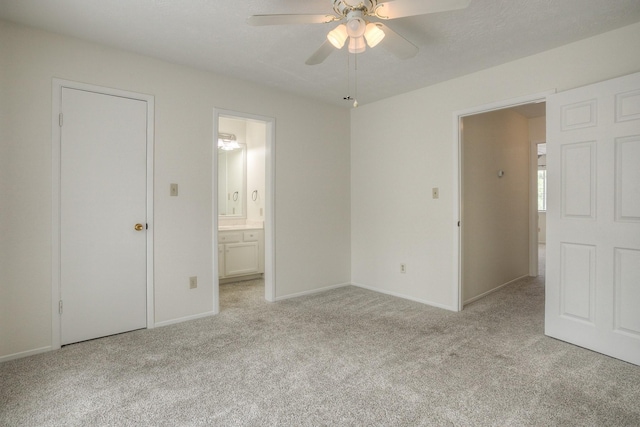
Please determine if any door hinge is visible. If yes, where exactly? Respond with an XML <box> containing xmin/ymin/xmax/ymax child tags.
<box><xmin>146</xmin><ymin>223</ymin><xmax>148</xmax><ymax>230</ymax></box>
<box><xmin>58</xmin><ymin>300</ymin><xmax>63</xmax><ymax>315</ymax></box>
<box><xmin>458</xmin><ymin>221</ymin><xmax>461</xmax><ymax>227</ymax></box>
<box><xmin>59</xmin><ymin>113</ymin><xmax>63</xmax><ymax>127</ymax></box>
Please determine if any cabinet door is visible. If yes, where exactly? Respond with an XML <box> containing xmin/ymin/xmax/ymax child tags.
<box><xmin>218</xmin><ymin>244</ymin><xmax>225</xmax><ymax>278</ymax></box>
<box><xmin>225</xmin><ymin>242</ymin><xmax>259</xmax><ymax>276</ymax></box>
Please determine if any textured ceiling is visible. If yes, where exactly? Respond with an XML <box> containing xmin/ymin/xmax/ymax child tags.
<box><xmin>1</xmin><ymin>0</ymin><xmax>640</xmax><ymax>107</ymax></box>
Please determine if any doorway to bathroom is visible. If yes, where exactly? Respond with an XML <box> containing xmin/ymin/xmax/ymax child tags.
<box><xmin>213</xmin><ymin>109</ymin><xmax>275</xmax><ymax>312</ymax></box>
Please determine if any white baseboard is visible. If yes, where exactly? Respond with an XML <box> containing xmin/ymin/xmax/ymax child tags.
<box><xmin>463</xmin><ymin>274</ymin><xmax>528</xmax><ymax>306</ymax></box>
<box><xmin>219</xmin><ymin>273</ymin><xmax>263</xmax><ymax>285</ymax></box>
<box><xmin>0</xmin><ymin>345</ymin><xmax>52</xmax><ymax>363</ymax></box>
<box><xmin>274</xmin><ymin>282</ymin><xmax>351</xmax><ymax>301</ymax></box>
<box><xmin>351</xmin><ymin>282</ymin><xmax>457</xmax><ymax>312</ymax></box>
<box><xmin>1</xmin><ymin>310</ymin><xmax>218</xmax><ymax>362</ymax></box>
<box><xmin>154</xmin><ymin>310</ymin><xmax>216</xmax><ymax>328</ymax></box>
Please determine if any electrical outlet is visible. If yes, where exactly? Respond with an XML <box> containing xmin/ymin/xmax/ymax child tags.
<box><xmin>400</xmin><ymin>263</ymin><xmax>406</xmax><ymax>274</ymax></box>
<box><xmin>432</xmin><ymin>187</ymin><xmax>439</xmax><ymax>199</ymax></box>
<box><xmin>189</xmin><ymin>276</ymin><xmax>197</xmax><ymax>289</ymax></box>
<box><xmin>170</xmin><ymin>183</ymin><xmax>178</xmax><ymax>197</ymax></box>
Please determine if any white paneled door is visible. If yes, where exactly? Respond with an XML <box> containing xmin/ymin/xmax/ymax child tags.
<box><xmin>60</xmin><ymin>87</ymin><xmax>148</xmax><ymax>345</ymax></box>
<box><xmin>546</xmin><ymin>72</ymin><xmax>640</xmax><ymax>365</ymax></box>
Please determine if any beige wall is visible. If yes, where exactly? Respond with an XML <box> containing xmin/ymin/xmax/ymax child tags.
<box><xmin>462</xmin><ymin>109</ymin><xmax>530</xmax><ymax>303</ymax></box>
<box><xmin>351</xmin><ymin>22</ymin><xmax>640</xmax><ymax>309</ymax></box>
<box><xmin>0</xmin><ymin>20</ymin><xmax>351</xmax><ymax>360</ymax></box>
<box><xmin>529</xmin><ymin>116</ymin><xmax>546</xmax><ymax>143</ymax></box>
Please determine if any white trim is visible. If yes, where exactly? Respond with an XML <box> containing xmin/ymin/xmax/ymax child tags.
<box><xmin>51</xmin><ymin>79</ymin><xmax>155</xmax><ymax>351</ymax></box>
<box><xmin>452</xmin><ymin>90</ymin><xmax>555</xmax><ymax>312</ymax></box>
<box><xmin>274</xmin><ymin>282</ymin><xmax>351</xmax><ymax>301</ymax></box>
<box><xmin>153</xmin><ymin>311</ymin><xmax>216</xmax><ymax>328</ymax></box>
<box><xmin>146</xmin><ymin>95</ymin><xmax>155</xmax><ymax>330</ymax></box>
<box><xmin>213</xmin><ymin>109</ymin><xmax>276</xmax><ymax>312</ymax></box>
<box><xmin>452</xmin><ymin>115</ymin><xmax>463</xmax><ymax>311</ymax></box>
<box><xmin>264</xmin><ymin>119</ymin><xmax>276</xmax><ymax>302</ymax></box>
<box><xmin>463</xmin><ymin>275</ymin><xmax>529</xmax><ymax>306</ymax></box>
<box><xmin>0</xmin><ymin>346</ymin><xmax>52</xmax><ymax>363</ymax></box>
<box><xmin>352</xmin><ymin>282</ymin><xmax>457</xmax><ymax>311</ymax></box>
<box><xmin>219</xmin><ymin>273</ymin><xmax>263</xmax><ymax>285</ymax></box>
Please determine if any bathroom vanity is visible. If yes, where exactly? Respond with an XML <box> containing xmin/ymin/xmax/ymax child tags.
<box><xmin>218</xmin><ymin>225</ymin><xmax>264</xmax><ymax>281</ymax></box>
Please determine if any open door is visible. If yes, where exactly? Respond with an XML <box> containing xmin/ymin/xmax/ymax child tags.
<box><xmin>545</xmin><ymin>72</ymin><xmax>640</xmax><ymax>365</ymax></box>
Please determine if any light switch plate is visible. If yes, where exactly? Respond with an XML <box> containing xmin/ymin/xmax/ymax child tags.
<box><xmin>170</xmin><ymin>183</ymin><xmax>178</xmax><ymax>197</ymax></box>
<box><xmin>432</xmin><ymin>187</ymin><xmax>439</xmax><ymax>199</ymax></box>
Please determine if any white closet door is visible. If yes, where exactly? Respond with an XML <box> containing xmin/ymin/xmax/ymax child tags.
<box><xmin>60</xmin><ymin>87</ymin><xmax>148</xmax><ymax>345</ymax></box>
<box><xmin>545</xmin><ymin>72</ymin><xmax>640</xmax><ymax>365</ymax></box>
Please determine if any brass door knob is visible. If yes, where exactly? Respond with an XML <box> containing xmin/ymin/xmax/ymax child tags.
<box><xmin>134</xmin><ymin>223</ymin><xmax>144</xmax><ymax>231</ymax></box>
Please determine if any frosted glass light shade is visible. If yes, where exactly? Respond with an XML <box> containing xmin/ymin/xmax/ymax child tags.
<box><xmin>348</xmin><ymin>36</ymin><xmax>366</xmax><ymax>54</ymax></box>
<box><xmin>327</xmin><ymin>24</ymin><xmax>348</xmax><ymax>49</ymax></box>
<box><xmin>346</xmin><ymin>17</ymin><xmax>366</xmax><ymax>38</ymax></box>
<box><xmin>364</xmin><ymin>23</ymin><xmax>385</xmax><ymax>48</ymax></box>
<box><xmin>219</xmin><ymin>140</ymin><xmax>240</xmax><ymax>150</ymax></box>
<box><xmin>218</xmin><ymin>133</ymin><xmax>240</xmax><ymax>150</ymax></box>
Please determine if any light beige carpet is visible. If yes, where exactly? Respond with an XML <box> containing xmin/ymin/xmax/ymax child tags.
<box><xmin>2</xmin><ymin>252</ymin><xmax>639</xmax><ymax>426</ymax></box>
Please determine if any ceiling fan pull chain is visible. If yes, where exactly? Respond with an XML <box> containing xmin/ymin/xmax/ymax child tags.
<box><xmin>343</xmin><ymin>50</ymin><xmax>352</xmax><ymax>102</ymax></box>
<box><xmin>353</xmin><ymin>52</ymin><xmax>359</xmax><ymax>108</ymax></box>
<box><xmin>347</xmin><ymin>52</ymin><xmax>351</xmax><ymax>98</ymax></box>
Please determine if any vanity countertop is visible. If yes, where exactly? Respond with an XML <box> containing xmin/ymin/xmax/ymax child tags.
<box><xmin>218</xmin><ymin>224</ymin><xmax>263</xmax><ymax>231</ymax></box>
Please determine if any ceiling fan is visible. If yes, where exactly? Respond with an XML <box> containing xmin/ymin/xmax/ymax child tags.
<box><xmin>247</xmin><ymin>0</ymin><xmax>471</xmax><ymax>65</ymax></box>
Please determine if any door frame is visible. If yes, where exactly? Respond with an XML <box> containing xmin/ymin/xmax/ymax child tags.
<box><xmin>452</xmin><ymin>90</ymin><xmax>554</xmax><ymax>311</ymax></box>
<box><xmin>51</xmin><ymin>79</ymin><xmax>155</xmax><ymax>349</ymax></box>
<box><xmin>213</xmin><ymin>108</ymin><xmax>276</xmax><ymax>312</ymax></box>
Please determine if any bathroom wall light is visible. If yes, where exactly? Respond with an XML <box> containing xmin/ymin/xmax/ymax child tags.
<box><xmin>218</xmin><ymin>133</ymin><xmax>240</xmax><ymax>151</ymax></box>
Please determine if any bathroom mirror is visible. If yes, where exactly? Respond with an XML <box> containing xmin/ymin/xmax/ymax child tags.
<box><xmin>218</xmin><ymin>144</ymin><xmax>246</xmax><ymax>217</ymax></box>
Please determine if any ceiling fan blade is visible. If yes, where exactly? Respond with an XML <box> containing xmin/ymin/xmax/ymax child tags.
<box><xmin>376</xmin><ymin>23</ymin><xmax>418</xmax><ymax>59</ymax></box>
<box><xmin>374</xmin><ymin>0</ymin><xmax>471</xmax><ymax>20</ymax></box>
<box><xmin>305</xmin><ymin>40</ymin><xmax>336</xmax><ymax>65</ymax></box>
<box><xmin>247</xmin><ymin>14</ymin><xmax>338</xmax><ymax>26</ymax></box>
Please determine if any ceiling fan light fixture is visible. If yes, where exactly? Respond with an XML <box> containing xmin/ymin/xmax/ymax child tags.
<box><xmin>345</xmin><ymin>15</ymin><xmax>366</xmax><ymax>38</ymax></box>
<box><xmin>364</xmin><ymin>22</ymin><xmax>385</xmax><ymax>47</ymax></box>
<box><xmin>327</xmin><ymin>24</ymin><xmax>348</xmax><ymax>49</ymax></box>
<box><xmin>348</xmin><ymin>36</ymin><xmax>366</xmax><ymax>54</ymax></box>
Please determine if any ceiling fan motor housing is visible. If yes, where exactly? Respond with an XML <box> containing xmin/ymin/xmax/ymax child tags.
<box><xmin>333</xmin><ymin>0</ymin><xmax>378</xmax><ymax>18</ymax></box>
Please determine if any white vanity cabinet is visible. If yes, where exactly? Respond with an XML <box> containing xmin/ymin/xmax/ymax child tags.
<box><xmin>218</xmin><ymin>229</ymin><xmax>264</xmax><ymax>280</ymax></box>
